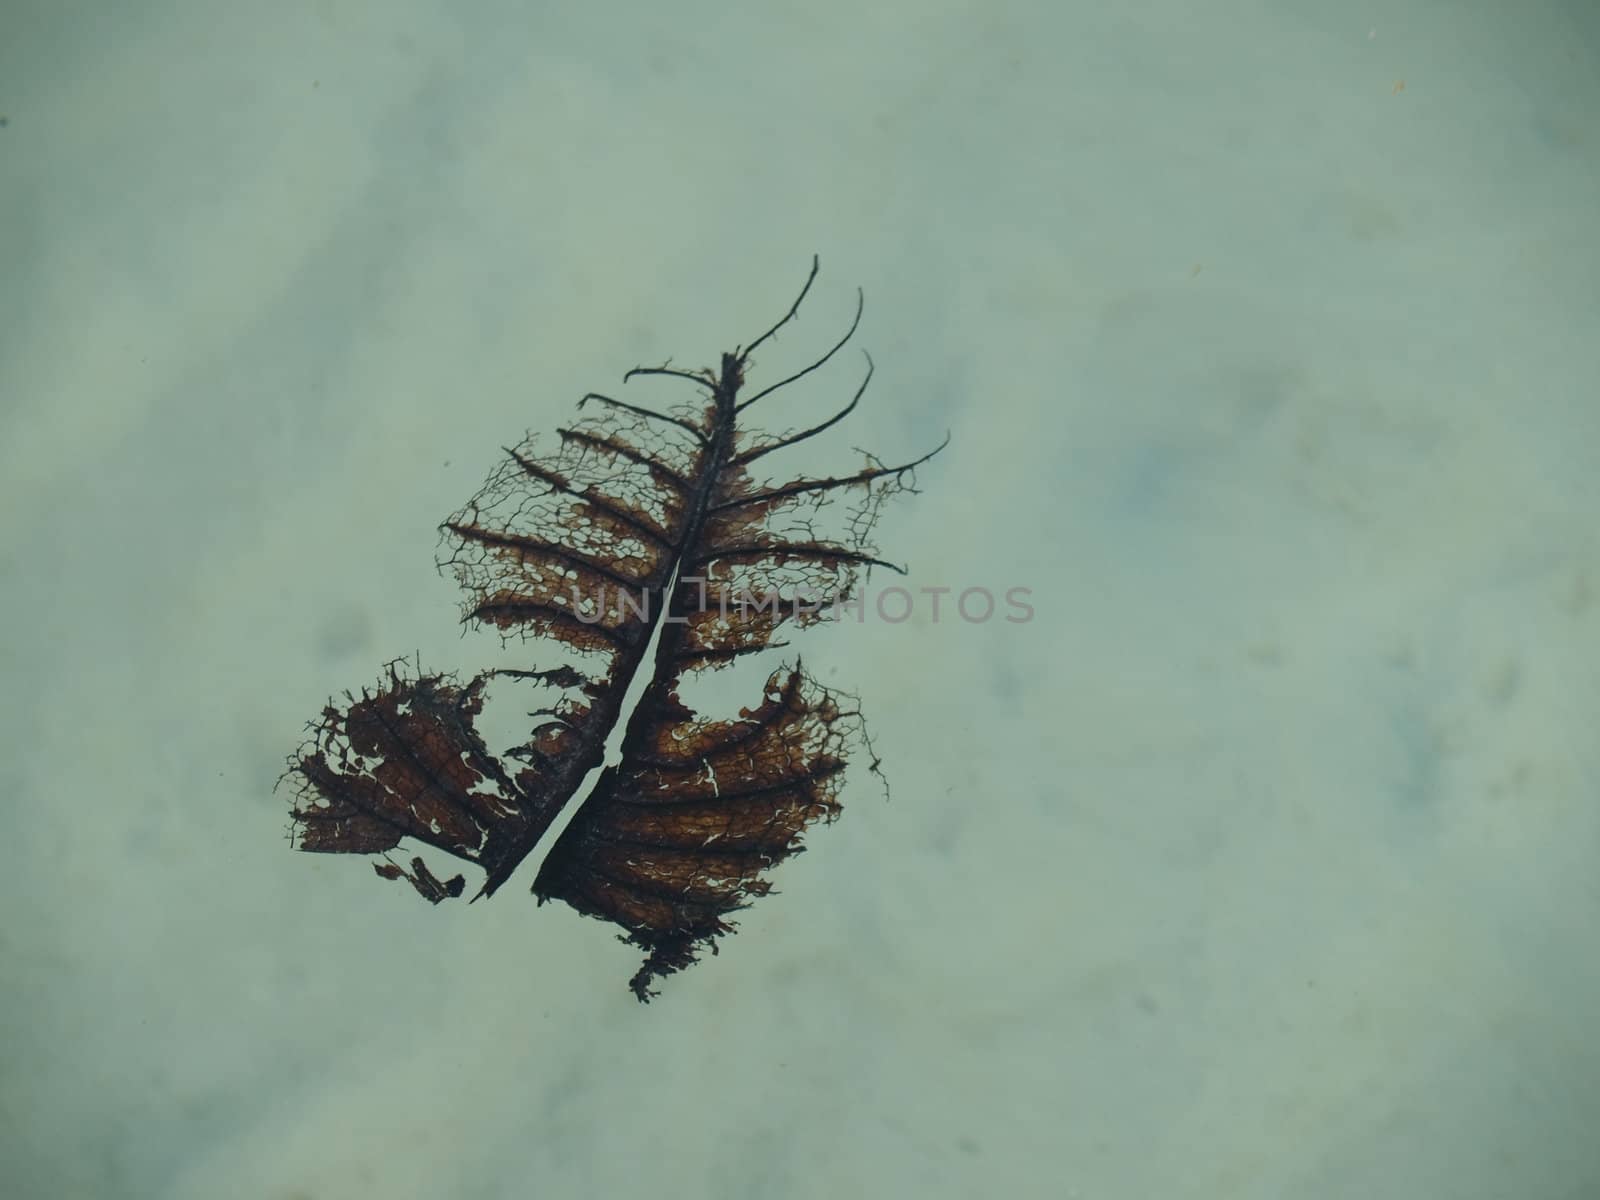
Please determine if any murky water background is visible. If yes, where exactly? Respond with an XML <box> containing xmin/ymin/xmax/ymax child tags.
<box><xmin>4</xmin><ymin>3</ymin><xmax>1598</xmax><ymax>1197</ymax></box>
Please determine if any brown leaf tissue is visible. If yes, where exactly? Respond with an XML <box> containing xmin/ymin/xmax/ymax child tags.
<box><xmin>283</xmin><ymin>258</ymin><xmax>947</xmax><ymax>1000</ymax></box>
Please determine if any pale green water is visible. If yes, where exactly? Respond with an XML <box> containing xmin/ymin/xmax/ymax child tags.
<box><xmin>3</xmin><ymin>3</ymin><xmax>1599</xmax><ymax>1197</ymax></box>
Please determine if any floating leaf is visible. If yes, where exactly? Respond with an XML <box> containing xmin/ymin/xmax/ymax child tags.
<box><xmin>283</xmin><ymin>257</ymin><xmax>945</xmax><ymax>999</ymax></box>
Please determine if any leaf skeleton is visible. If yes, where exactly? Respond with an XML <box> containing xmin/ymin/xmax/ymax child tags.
<box><xmin>282</xmin><ymin>256</ymin><xmax>947</xmax><ymax>1001</ymax></box>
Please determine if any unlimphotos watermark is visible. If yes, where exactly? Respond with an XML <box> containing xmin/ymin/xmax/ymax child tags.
<box><xmin>564</xmin><ymin>580</ymin><xmax>1035</xmax><ymax>625</ymax></box>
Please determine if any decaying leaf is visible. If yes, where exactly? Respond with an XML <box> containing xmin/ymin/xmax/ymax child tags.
<box><xmin>283</xmin><ymin>257</ymin><xmax>946</xmax><ymax>1000</ymax></box>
